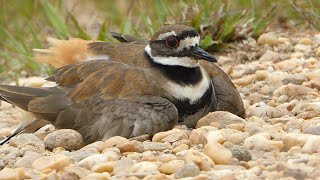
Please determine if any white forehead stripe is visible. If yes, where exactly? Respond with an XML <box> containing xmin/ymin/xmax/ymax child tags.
<box><xmin>158</xmin><ymin>31</ymin><xmax>177</xmax><ymax>40</ymax></box>
<box><xmin>144</xmin><ymin>45</ymin><xmax>198</xmax><ymax>68</ymax></box>
<box><xmin>177</xmin><ymin>36</ymin><xmax>200</xmax><ymax>51</ymax></box>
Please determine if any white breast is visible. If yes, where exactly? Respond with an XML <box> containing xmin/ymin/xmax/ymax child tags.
<box><xmin>166</xmin><ymin>67</ymin><xmax>211</xmax><ymax>104</ymax></box>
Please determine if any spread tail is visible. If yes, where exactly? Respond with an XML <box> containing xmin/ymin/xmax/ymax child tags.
<box><xmin>0</xmin><ymin>85</ymin><xmax>73</xmax><ymax>144</ymax></box>
<box><xmin>33</xmin><ymin>37</ymin><xmax>92</xmax><ymax>68</ymax></box>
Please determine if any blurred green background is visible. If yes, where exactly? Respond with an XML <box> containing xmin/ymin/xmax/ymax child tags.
<box><xmin>0</xmin><ymin>0</ymin><xmax>319</xmax><ymax>82</ymax></box>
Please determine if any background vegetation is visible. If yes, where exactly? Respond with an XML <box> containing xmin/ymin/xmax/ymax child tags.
<box><xmin>0</xmin><ymin>0</ymin><xmax>319</xmax><ymax>81</ymax></box>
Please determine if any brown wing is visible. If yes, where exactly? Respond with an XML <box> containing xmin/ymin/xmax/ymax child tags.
<box><xmin>50</xmin><ymin>60</ymin><xmax>178</xmax><ymax>143</ymax></box>
<box><xmin>50</xmin><ymin>60</ymin><xmax>155</xmax><ymax>101</ymax></box>
<box><xmin>0</xmin><ymin>60</ymin><xmax>179</xmax><ymax>143</ymax></box>
<box><xmin>200</xmin><ymin>61</ymin><xmax>245</xmax><ymax>118</ymax></box>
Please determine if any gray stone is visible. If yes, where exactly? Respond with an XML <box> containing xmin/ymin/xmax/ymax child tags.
<box><xmin>174</xmin><ymin>162</ymin><xmax>200</xmax><ymax>178</ymax></box>
<box><xmin>229</xmin><ymin>145</ymin><xmax>252</xmax><ymax>162</ymax></box>
<box><xmin>64</xmin><ymin>147</ymin><xmax>99</xmax><ymax>163</ymax></box>
<box><xmin>303</xmin><ymin>125</ymin><xmax>320</xmax><ymax>135</ymax></box>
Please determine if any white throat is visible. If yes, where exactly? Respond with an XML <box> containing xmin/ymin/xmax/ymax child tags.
<box><xmin>144</xmin><ymin>44</ymin><xmax>198</xmax><ymax>68</ymax></box>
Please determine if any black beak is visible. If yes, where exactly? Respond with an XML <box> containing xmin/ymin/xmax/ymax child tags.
<box><xmin>191</xmin><ymin>46</ymin><xmax>217</xmax><ymax>62</ymax></box>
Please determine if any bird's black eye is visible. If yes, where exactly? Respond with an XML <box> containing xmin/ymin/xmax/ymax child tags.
<box><xmin>165</xmin><ymin>36</ymin><xmax>179</xmax><ymax>48</ymax></box>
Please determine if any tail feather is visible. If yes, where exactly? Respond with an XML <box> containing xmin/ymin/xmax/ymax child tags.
<box><xmin>0</xmin><ymin>85</ymin><xmax>71</xmax><ymax>144</ymax></box>
<box><xmin>0</xmin><ymin>85</ymin><xmax>53</xmax><ymax>110</ymax></box>
<box><xmin>0</xmin><ymin>85</ymin><xmax>68</xmax><ymax>116</ymax></box>
<box><xmin>34</xmin><ymin>37</ymin><xmax>92</xmax><ymax>68</ymax></box>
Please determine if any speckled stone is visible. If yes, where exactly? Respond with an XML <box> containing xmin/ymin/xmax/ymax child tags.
<box><xmin>174</xmin><ymin>162</ymin><xmax>200</xmax><ymax>178</ymax></box>
<box><xmin>44</xmin><ymin>129</ymin><xmax>84</xmax><ymax>151</ymax></box>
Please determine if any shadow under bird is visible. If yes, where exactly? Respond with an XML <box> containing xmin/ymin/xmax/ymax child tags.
<box><xmin>0</xmin><ymin>25</ymin><xmax>245</xmax><ymax>144</ymax></box>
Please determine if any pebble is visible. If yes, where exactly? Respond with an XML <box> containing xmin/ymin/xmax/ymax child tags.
<box><xmin>64</xmin><ymin>147</ymin><xmax>99</xmax><ymax>162</ymax></box>
<box><xmin>255</xmin><ymin>70</ymin><xmax>268</xmax><ymax>81</ymax></box>
<box><xmin>303</xmin><ymin>125</ymin><xmax>320</xmax><ymax>135</ymax></box>
<box><xmin>196</xmin><ymin>111</ymin><xmax>246</xmax><ymax>128</ymax></box>
<box><xmin>177</xmin><ymin>150</ymin><xmax>214</xmax><ymax>171</ymax></box>
<box><xmin>152</xmin><ymin>129</ymin><xmax>182</xmax><ymax>142</ymax></box>
<box><xmin>278</xmin><ymin>37</ymin><xmax>290</xmax><ymax>44</ymax></box>
<box><xmin>299</xmin><ymin>37</ymin><xmax>312</xmax><ymax>45</ymax></box>
<box><xmin>206</xmin><ymin>130</ymin><xmax>226</xmax><ymax>144</ymax></box>
<box><xmin>9</xmin><ymin>133</ymin><xmax>44</xmax><ymax>148</ymax></box>
<box><xmin>258</xmin><ymin>33</ymin><xmax>278</xmax><ymax>46</ymax></box>
<box><xmin>14</xmin><ymin>151</ymin><xmax>43</xmax><ymax>168</ymax></box>
<box><xmin>82</xmin><ymin>172</ymin><xmax>110</xmax><ymax>180</ymax></box>
<box><xmin>243</xmin><ymin>133</ymin><xmax>283</xmax><ymax>151</ymax></box>
<box><xmin>295</xmin><ymin>44</ymin><xmax>312</xmax><ymax>53</ymax></box>
<box><xmin>233</xmin><ymin>75</ymin><xmax>255</xmax><ymax>86</ymax></box>
<box><xmin>158</xmin><ymin>154</ymin><xmax>177</xmax><ymax>163</ymax></box>
<box><xmin>189</xmin><ymin>130</ymin><xmax>207</xmax><ymax>144</ymax></box>
<box><xmin>204</xmin><ymin>140</ymin><xmax>232</xmax><ymax>165</ymax></box>
<box><xmin>78</xmin><ymin>149</ymin><xmax>120</xmax><ymax>170</ymax></box>
<box><xmin>247</xmin><ymin>102</ymin><xmax>277</xmax><ymax>119</ymax></box>
<box><xmin>113</xmin><ymin>157</ymin><xmax>134</xmax><ymax>176</ymax></box>
<box><xmin>44</xmin><ymin>129</ymin><xmax>84</xmax><ymax>151</ymax></box>
<box><xmin>315</xmin><ymin>48</ymin><xmax>320</xmax><ymax>57</ymax></box>
<box><xmin>174</xmin><ymin>162</ymin><xmax>200</xmax><ymax>178</ymax></box>
<box><xmin>159</xmin><ymin>131</ymin><xmax>188</xmax><ymax>144</ymax></box>
<box><xmin>59</xmin><ymin>165</ymin><xmax>92</xmax><ymax>179</ymax></box>
<box><xmin>282</xmin><ymin>74</ymin><xmax>308</xmax><ymax>85</ymax></box>
<box><xmin>259</xmin><ymin>50</ymin><xmax>281</xmax><ymax>63</ymax></box>
<box><xmin>104</xmin><ymin>136</ymin><xmax>130</xmax><ymax>148</ymax></box>
<box><xmin>0</xmin><ymin>168</ymin><xmax>27</xmax><ymax>180</ymax></box>
<box><xmin>284</xmin><ymin>84</ymin><xmax>317</xmax><ymax>97</ymax></box>
<box><xmin>0</xmin><ymin>146</ymin><xmax>21</xmax><ymax>166</ymax></box>
<box><xmin>118</xmin><ymin>140</ymin><xmax>144</xmax><ymax>153</ymax></box>
<box><xmin>227</xmin><ymin>132</ymin><xmax>248</xmax><ymax>145</ymax></box>
<box><xmin>229</xmin><ymin>145</ymin><xmax>252</xmax><ymax>162</ymax></box>
<box><xmin>172</xmin><ymin>138</ymin><xmax>191</xmax><ymax>148</ymax></box>
<box><xmin>142</xmin><ymin>141</ymin><xmax>172</xmax><ymax>151</ymax></box>
<box><xmin>302</xmin><ymin>135</ymin><xmax>320</xmax><ymax>153</ymax></box>
<box><xmin>130</xmin><ymin>161</ymin><xmax>159</xmax><ymax>173</ymax></box>
<box><xmin>159</xmin><ymin>160</ymin><xmax>185</xmax><ymax>174</ymax></box>
<box><xmin>32</xmin><ymin>154</ymin><xmax>71</xmax><ymax>171</ymax></box>
<box><xmin>91</xmin><ymin>161</ymin><xmax>114</xmax><ymax>173</ymax></box>
<box><xmin>172</xmin><ymin>144</ymin><xmax>189</xmax><ymax>153</ymax></box>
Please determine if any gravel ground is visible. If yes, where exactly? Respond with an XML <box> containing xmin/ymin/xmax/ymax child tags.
<box><xmin>0</xmin><ymin>30</ymin><xmax>319</xmax><ymax>179</ymax></box>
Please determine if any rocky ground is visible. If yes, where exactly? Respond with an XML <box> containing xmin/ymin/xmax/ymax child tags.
<box><xmin>0</xmin><ymin>29</ymin><xmax>319</xmax><ymax>179</ymax></box>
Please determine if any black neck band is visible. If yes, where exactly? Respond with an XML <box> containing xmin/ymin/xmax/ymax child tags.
<box><xmin>144</xmin><ymin>52</ymin><xmax>203</xmax><ymax>85</ymax></box>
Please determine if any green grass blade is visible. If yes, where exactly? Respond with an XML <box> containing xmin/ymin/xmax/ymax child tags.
<box><xmin>41</xmin><ymin>0</ymin><xmax>70</xmax><ymax>39</ymax></box>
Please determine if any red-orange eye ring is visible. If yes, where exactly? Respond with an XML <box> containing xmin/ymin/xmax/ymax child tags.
<box><xmin>165</xmin><ymin>36</ymin><xmax>179</xmax><ymax>48</ymax></box>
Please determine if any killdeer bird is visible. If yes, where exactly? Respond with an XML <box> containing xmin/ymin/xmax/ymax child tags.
<box><xmin>0</xmin><ymin>25</ymin><xmax>245</xmax><ymax>144</ymax></box>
